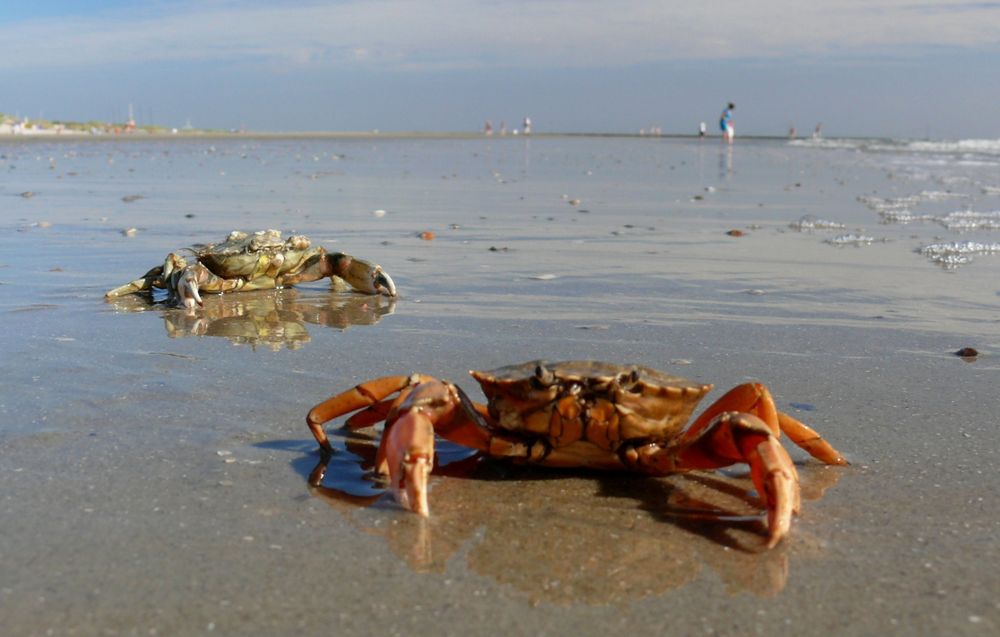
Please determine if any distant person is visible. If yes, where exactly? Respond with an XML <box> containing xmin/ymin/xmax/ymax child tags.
<box><xmin>789</xmin><ymin>126</ymin><xmax>797</xmax><ymax>140</ymax></box>
<box><xmin>523</xmin><ymin>116</ymin><xmax>532</xmax><ymax>135</ymax></box>
<box><xmin>719</xmin><ymin>103</ymin><xmax>734</xmax><ymax>144</ymax></box>
<box><xmin>484</xmin><ymin>120</ymin><xmax>493</xmax><ymax>136</ymax></box>
<box><xmin>813</xmin><ymin>122</ymin><xmax>823</xmax><ymax>139</ymax></box>
<box><xmin>699</xmin><ymin>121</ymin><xmax>707</xmax><ymax>138</ymax></box>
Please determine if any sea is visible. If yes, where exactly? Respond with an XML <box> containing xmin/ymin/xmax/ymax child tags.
<box><xmin>2</xmin><ymin>133</ymin><xmax>998</xmax><ymax>634</ymax></box>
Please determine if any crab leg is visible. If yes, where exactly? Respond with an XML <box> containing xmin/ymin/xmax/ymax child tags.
<box><xmin>104</xmin><ymin>266</ymin><xmax>164</xmax><ymax>298</ymax></box>
<box><xmin>106</xmin><ymin>253</ymin><xmax>189</xmax><ymax>299</ymax></box>
<box><xmin>306</xmin><ymin>375</ymin><xmax>420</xmax><ymax>453</ymax></box>
<box><xmin>344</xmin><ymin>397</ymin><xmax>402</xmax><ymax>429</ymax></box>
<box><xmin>683</xmin><ymin>383</ymin><xmax>847</xmax><ymax>465</ymax></box>
<box><xmin>280</xmin><ymin>252</ymin><xmax>397</xmax><ymax>297</ymax></box>
<box><xmin>776</xmin><ymin>411</ymin><xmax>847</xmax><ymax>465</ymax></box>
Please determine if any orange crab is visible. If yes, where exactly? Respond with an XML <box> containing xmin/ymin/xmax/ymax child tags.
<box><xmin>307</xmin><ymin>361</ymin><xmax>847</xmax><ymax>547</ymax></box>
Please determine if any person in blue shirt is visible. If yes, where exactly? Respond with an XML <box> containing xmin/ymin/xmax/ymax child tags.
<box><xmin>719</xmin><ymin>102</ymin><xmax>735</xmax><ymax>143</ymax></box>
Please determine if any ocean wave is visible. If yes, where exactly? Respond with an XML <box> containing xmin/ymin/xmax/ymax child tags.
<box><xmin>790</xmin><ymin>136</ymin><xmax>1000</xmax><ymax>159</ymax></box>
<box><xmin>903</xmin><ymin>139</ymin><xmax>1000</xmax><ymax>155</ymax></box>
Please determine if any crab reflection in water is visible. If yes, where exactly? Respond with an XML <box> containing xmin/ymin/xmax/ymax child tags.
<box><xmin>107</xmin><ymin>288</ymin><xmax>395</xmax><ymax>350</ymax></box>
<box><xmin>307</xmin><ymin>429</ymin><xmax>843</xmax><ymax>605</ymax></box>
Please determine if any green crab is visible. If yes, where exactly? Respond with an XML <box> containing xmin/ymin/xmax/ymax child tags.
<box><xmin>105</xmin><ymin>230</ymin><xmax>396</xmax><ymax>308</ymax></box>
<box><xmin>307</xmin><ymin>360</ymin><xmax>848</xmax><ymax>547</ymax></box>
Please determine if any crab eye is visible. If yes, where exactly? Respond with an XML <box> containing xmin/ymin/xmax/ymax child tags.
<box><xmin>618</xmin><ymin>369</ymin><xmax>639</xmax><ymax>384</ymax></box>
<box><xmin>533</xmin><ymin>364</ymin><xmax>555</xmax><ymax>387</ymax></box>
<box><xmin>619</xmin><ymin>369</ymin><xmax>643</xmax><ymax>393</ymax></box>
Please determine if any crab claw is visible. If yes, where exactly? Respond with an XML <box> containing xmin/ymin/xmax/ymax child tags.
<box><xmin>174</xmin><ymin>267</ymin><xmax>204</xmax><ymax>309</ymax></box>
<box><xmin>382</xmin><ymin>409</ymin><xmax>435</xmax><ymax>516</ymax></box>
<box><xmin>748</xmin><ymin>436</ymin><xmax>799</xmax><ymax>547</ymax></box>
<box><xmin>712</xmin><ymin>412</ymin><xmax>801</xmax><ymax>547</ymax></box>
<box><xmin>372</xmin><ymin>266</ymin><xmax>397</xmax><ymax>297</ymax></box>
<box><xmin>658</xmin><ymin>410</ymin><xmax>802</xmax><ymax>547</ymax></box>
<box><xmin>334</xmin><ymin>254</ymin><xmax>397</xmax><ymax>297</ymax></box>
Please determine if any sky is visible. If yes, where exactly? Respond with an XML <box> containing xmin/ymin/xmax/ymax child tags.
<box><xmin>1</xmin><ymin>0</ymin><xmax>999</xmax><ymax>139</ymax></box>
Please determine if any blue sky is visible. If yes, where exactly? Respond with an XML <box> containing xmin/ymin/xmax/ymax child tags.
<box><xmin>2</xmin><ymin>1</ymin><xmax>999</xmax><ymax>138</ymax></box>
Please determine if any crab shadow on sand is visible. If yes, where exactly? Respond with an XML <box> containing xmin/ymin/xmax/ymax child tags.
<box><xmin>258</xmin><ymin>425</ymin><xmax>844</xmax><ymax>606</ymax></box>
<box><xmin>105</xmin><ymin>288</ymin><xmax>395</xmax><ymax>350</ymax></box>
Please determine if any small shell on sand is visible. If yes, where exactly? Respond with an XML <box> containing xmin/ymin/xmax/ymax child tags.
<box><xmin>121</xmin><ymin>228</ymin><xmax>138</xmax><ymax>237</ymax></box>
<box><xmin>419</xmin><ymin>231</ymin><xmax>435</xmax><ymax>240</ymax></box>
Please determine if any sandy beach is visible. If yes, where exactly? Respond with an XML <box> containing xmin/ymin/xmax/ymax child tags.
<box><xmin>1</xmin><ymin>135</ymin><xmax>998</xmax><ymax>636</ymax></box>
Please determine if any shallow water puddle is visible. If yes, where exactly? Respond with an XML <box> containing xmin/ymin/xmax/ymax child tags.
<box><xmin>304</xmin><ymin>427</ymin><xmax>845</xmax><ymax>605</ymax></box>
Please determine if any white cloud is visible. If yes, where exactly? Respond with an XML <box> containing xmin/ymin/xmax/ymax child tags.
<box><xmin>1</xmin><ymin>0</ymin><xmax>999</xmax><ymax>72</ymax></box>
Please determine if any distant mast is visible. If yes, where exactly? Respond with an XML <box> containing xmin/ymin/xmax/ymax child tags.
<box><xmin>126</xmin><ymin>103</ymin><xmax>136</xmax><ymax>133</ymax></box>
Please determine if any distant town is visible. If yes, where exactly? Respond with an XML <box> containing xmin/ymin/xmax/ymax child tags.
<box><xmin>0</xmin><ymin>109</ymin><xmax>213</xmax><ymax>136</ymax></box>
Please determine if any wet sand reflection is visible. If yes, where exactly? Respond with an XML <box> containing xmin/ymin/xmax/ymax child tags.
<box><xmin>106</xmin><ymin>288</ymin><xmax>395</xmax><ymax>350</ymax></box>
<box><xmin>306</xmin><ymin>429</ymin><xmax>843</xmax><ymax>605</ymax></box>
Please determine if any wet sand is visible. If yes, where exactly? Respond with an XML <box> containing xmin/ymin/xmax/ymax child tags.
<box><xmin>1</xmin><ymin>136</ymin><xmax>998</xmax><ymax>636</ymax></box>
